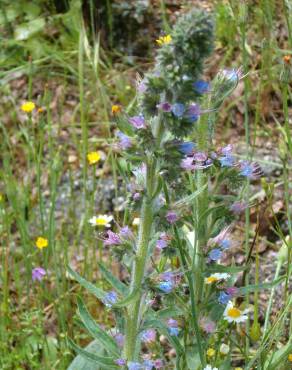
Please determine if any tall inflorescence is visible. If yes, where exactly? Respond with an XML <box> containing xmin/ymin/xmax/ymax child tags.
<box><xmin>69</xmin><ymin>8</ymin><xmax>262</xmax><ymax>370</ymax></box>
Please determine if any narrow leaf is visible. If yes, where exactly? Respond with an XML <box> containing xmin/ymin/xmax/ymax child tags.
<box><xmin>174</xmin><ymin>184</ymin><xmax>207</xmax><ymax>209</ymax></box>
<box><xmin>68</xmin><ymin>338</ymin><xmax>118</xmax><ymax>369</ymax></box>
<box><xmin>77</xmin><ymin>297</ymin><xmax>119</xmax><ymax>356</ymax></box>
<box><xmin>68</xmin><ymin>265</ymin><xmax>106</xmax><ymax>301</ymax></box>
<box><xmin>113</xmin><ymin>288</ymin><xmax>139</xmax><ymax>308</ymax></box>
<box><xmin>238</xmin><ymin>276</ymin><xmax>285</xmax><ymax>295</ymax></box>
<box><xmin>98</xmin><ymin>262</ymin><xmax>128</xmax><ymax>295</ymax></box>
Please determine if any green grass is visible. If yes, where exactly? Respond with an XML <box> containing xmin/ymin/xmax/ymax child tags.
<box><xmin>0</xmin><ymin>0</ymin><xmax>292</xmax><ymax>369</ymax></box>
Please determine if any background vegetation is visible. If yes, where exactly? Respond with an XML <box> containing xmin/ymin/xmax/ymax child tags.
<box><xmin>0</xmin><ymin>0</ymin><xmax>291</xmax><ymax>369</ymax></box>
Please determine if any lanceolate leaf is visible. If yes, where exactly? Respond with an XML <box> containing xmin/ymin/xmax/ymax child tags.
<box><xmin>97</xmin><ymin>262</ymin><xmax>128</xmax><ymax>295</ymax></box>
<box><xmin>237</xmin><ymin>276</ymin><xmax>285</xmax><ymax>295</ymax></box>
<box><xmin>113</xmin><ymin>288</ymin><xmax>139</xmax><ymax>308</ymax></box>
<box><xmin>77</xmin><ymin>297</ymin><xmax>120</xmax><ymax>356</ymax></box>
<box><xmin>67</xmin><ymin>265</ymin><xmax>106</xmax><ymax>301</ymax></box>
<box><xmin>206</xmin><ymin>264</ymin><xmax>249</xmax><ymax>273</ymax></box>
<box><xmin>174</xmin><ymin>184</ymin><xmax>207</xmax><ymax>209</ymax></box>
<box><xmin>68</xmin><ymin>338</ymin><xmax>119</xmax><ymax>369</ymax></box>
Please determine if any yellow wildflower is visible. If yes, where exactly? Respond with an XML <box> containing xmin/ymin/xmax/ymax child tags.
<box><xmin>21</xmin><ymin>101</ymin><xmax>36</xmax><ymax>113</ymax></box>
<box><xmin>235</xmin><ymin>368</ymin><xmax>243</xmax><ymax>370</ymax></box>
<box><xmin>207</xmin><ymin>348</ymin><xmax>215</xmax><ymax>357</ymax></box>
<box><xmin>156</xmin><ymin>34</ymin><xmax>172</xmax><ymax>46</ymax></box>
<box><xmin>89</xmin><ymin>215</ymin><xmax>113</xmax><ymax>228</ymax></box>
<box><xmin>87</xmin><ymin>151</ymin><xmax>101</xmax><ymax>165</ymax></box>
<box><xmin>288</xmin><ymin>353</ymin><xmax>292</xmax><ymax>362</ymax></box>
<box><xmin>111</xmin><ymin>105</ymin><xmax>122</xmax><ymax>115</ymax></box>
<box><xmin>36</xmin><ymin>237</ymin><xmax>48</xmax><ymax>249</ymax></box>
<box><xmin>283</xmin><ymin>55</ymin><xmax>291</xmax><ymax>64</ymax></box>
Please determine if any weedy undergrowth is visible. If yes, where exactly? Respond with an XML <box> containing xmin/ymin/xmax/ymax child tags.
<box><xmin>68</xmin><ymin>8</ymin><xmax>290</xmax><ymax>370</ymax></box>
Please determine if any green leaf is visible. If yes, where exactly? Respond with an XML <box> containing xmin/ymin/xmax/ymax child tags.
<box><xmin>113</xmin><ymin>288</ymin><xmax>139</xmax><ymax>308</ymax></box>
<box><xmin>238</xmin><ymin>276</ymin><xmax>285</xmax><ymax>295</ymax></box>
<box><xmin>206</xmin><ymin>264</ymin><xmax>249</xmax><ymax>273</ymax></box>
<box><xmin>14</xmin><ymin>18</ymin><xmax>45</xmax><ymax>40</ymax></box>
<box><xmin>97</xmin><ymin>262</ymin><xmax>128</xmax><ymax>295</ymax></box>
<box><xmin>77</xmin><ymin>297</ymin><xmax>120</xmax><ymax>356</ymax></box>
<box><xmin>173</xmin><ymin>184</ymin><xmax>207</xmax><ymax>209</ymax></box>
<box><xmin>155</xmin><ymin>307</ymin><xmax>185</xmax><ymax>319</ymax></box>
<box><xmin>68</xmin><ymin>339</ymin><xmax>118</xmax><ymax>369</ymax></box>
<box><xmin>68</xmin><ymin>339</ymin><xmax>104</xmax><ymax>370</ymax></box>
<box><xmin>265</xmin><ymin>340</ymin><xmax>292</xmax><ymax>370</ymax></box>
<box><xmin>186</xmin><ymin>346</ymin><xmax>201</xmax><ymax>370</ymax></box>
<box><xmin>67</xmin><ymin>265</ymin><xmax>106</xmax><ymax>301</ymax></box>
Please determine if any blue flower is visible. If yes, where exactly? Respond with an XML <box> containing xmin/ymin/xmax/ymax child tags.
<box><xmin>219</xmin><ymin>155</ymin><xmax>235</xmax><ymax>167</ymax></box>
<box><xmin>193</xmin><ymin>80</ymin><xmax>210</xmax><ymax>94</ymax></box>
<box><xmin>117</xmin><ymin>131</ymin><xmax>132</xmax><ymax>149</ymax></box>
<box><xmin>128</xmin><ymin>362</ymin><xmax>143</xmax><ymax>370</ymax></box>
<box><xmin>218</xmin><ymin>291</ymin><xmax>232</xmax><ymax>305</ymax></box>
<box><xmin>168</xmin><ymin>327</ymin><xmax>179</xmax><ymax>336</ymax></box>
<box><xmin>178</xmin><ymin>142</ymin><xmax>196</xmax><ymax>155</ymax></box>
<box><xmin>103</xmin><ymin>291</ymin><xmax>118</xmax><ymax>307</ymax></box>
<box><xmin>171</xmin><ymin>103</ymin><xmax>185</xmax><ymax>117</ymax></box>
<box><xmin>143</xmin><ymin>360</ymin><xmax>155</xmax><ymax>370</ymax></box>
<box><xmin>220</xmin><ymin>239</ymin><xmax>231</xmax><ymax>250</ymax></box>
<box><xmin>158</xmin><ymin>281</ymin><xmax>174</xmax><ymax>293</ymax></box>
<box><xmin>209</xmin><ymin>248</ymin><xmax>222</xmax><ymax>261</ymax></box>
<box><xmin>186</xmin><ymin>103</ymin><xmax>201</xmax><ymax>123</ymax></box>
<box><xmin>239</xmin><ymin>161</ymin><xmax>262</xmax><ymax>179</ymax></box>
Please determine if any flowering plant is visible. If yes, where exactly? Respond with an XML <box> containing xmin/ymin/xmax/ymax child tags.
<box><xmin>68</xmin><ymin>8</ymin><xmax>265</xmax><ymax>370</ymax></box>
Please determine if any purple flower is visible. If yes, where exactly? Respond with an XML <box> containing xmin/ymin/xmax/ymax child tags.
<box><xmin>166</xmin><ymin>211</ymin><xmax>178</xmax><ymax>224</ymax></box>
<box><xmin>157</xmin><ymin>102</ymin><xmax>172</xmax><ymax>112</ymax></box>
<box><xmin>133</xmin><ymin>192</ymin><xmax>141</xmax><ymax>201</ymax></box>
<box><xmin>104</xmin><ymin>231</ymin><xmax>121</xmax><ymax>246</ymax></box>
<box><xmin>208</xmin><ymin>227</ymin><xmax>231</xmax><ymax>248</ymax></box>
<box><xmin>221</xmin><ymin>144</ymin><xmax>233</xmax><ymax>155</ymax></box>
<box><xmin>194</xmin><ymin>151</ymin><xmax>207</xmax><ymax>162</ymax></box>
<box><xmin>129</xmin><ymin>115</ymin><xmax>146</xmax><ymax>129</ymax></box>
<box><xmin>141</xmin><ymin>329</ymin><xmax>156</xmax><ymax>343</ymax></box>
<box><xmin>230</xmin><ymin>201</ymin><xmax>247</xmax><ymax>214</ymax></box>
<box><xmin>219</xmin><ymin>155</ymin><xmax>235</xmax><ymax>167</ymax></box>
<box><xmin>103</xmin><ymin>291</ymin><xmax>118</xmax><ymax>307</ymax></box>
<box><xmin>156</xmin><ymin>238</ymin><xmax>168</xmax><ymax>250</ymax></box>
<box><xmin>154</xmin><ymin>359</ymin><xmax>164</xmax><ymax>369</ymax></box>
<box><xmin>115</xmin><ymin>358</ymin><xmax>126</xmax><ymax>366</ymax></box>
<box><xmin>32</xmin><ymin>267</ymin><xmax>46</xmax><ymax>282</ymax></box>
<box><xmin>128</xmin><ymin>362</ymin><xmax>143</xmax><ymax>370</ymax></box>
<box><xmin>117</xmin><ymin>131</ymin><xmax>132</xmax><ymax>150</ymax></box>
<box><xmin>186</xmin><ymin>103</ymin><xmax>201</xmax><ymax>122</ymax></box>
<box><xmin>158</xmin><ymin>280</ymin><xmax>174</xmax><ymax>293</ymax></box>
<box><xmin>137</xmin><ymin>79</ymin><xmax>147</xmax><ymax>93</ymax></box>
<box><xmin>239</xmin><ymin>161</ymin><xmax>262</xmax><ymax>180</ymax></box>
<box><xmin>226</xmin><ymin>286</ymin><xmax>239</xmax><ymax>297</ymax></box>
<box><xmin>218</xmin><ymin>291</ymin><xmax>232</xmax><ymax>305</ymax></box>
<box><xmin>193</xmin><ymin>80</ymin><xmax>210</xmax><ymax>94</ymax></box>
<box><xmin>114</xmin><ymin>333</ymin><xmax>125</xmax><ymax>347</ymax></box>
<box><xmin>119</xmin><ymin>226</ymin><xmax>132</xmax><ymax>239</ymax></box>
<box><xmin>167</xmin><ymin>319</ymin><xmax>179</xmax><ymax>336</ymax></box>
<box><xmin>209</xmin><ymin>248</ymin><xmax>222</xmax><ymax>261</ymax></box>
<box><xmin>199</xmin><ymin>317</ymin><xmax>216</xmax><ymax>333</ymax></box>
<box><xmin>171</xmin><ymin>103</ymin><xmax>185</xmax><ymax>117</ymax></box>
<box><xmin>178</xmin><ymin>142</ymin><xmax>196</xmax><ymax>155</ymax></box>
<box><xmin>181</xmin><ymin>157</ymin><xmax>195</xmax><ymax>171</ymax></box>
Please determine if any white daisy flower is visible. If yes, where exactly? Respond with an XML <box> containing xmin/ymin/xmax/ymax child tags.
<box><xmin>203</xmin><ymin>365</ymin><xmax>218</xmax><ymax>370</ymax></box>
<box><xmin>223</xmin><ymin>301</ymin><xmax>249</xmax><ymax>323</ymax></box>
<box><xmin>89</xmin><ymin>215</ymin><xmax>113</xmax><ymax>228</ymax></box>
<box><xmin>205</xmin><ymin>273</ymin><xmax>230</xmax><ymax>284</ymax></box>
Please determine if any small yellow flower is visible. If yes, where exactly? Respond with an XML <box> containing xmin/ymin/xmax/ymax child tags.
<box><xmin>219</xmin><ymin>343</ymin><xmax>230</xmax><ymax>355</ymax></box>
<box><xmin>288</xmin><ymin>353</ymin><xmax>292</xmax><ymax>362</ymax></box>
<box><xmin>235</xmin><ymin>368</ymin><xmax>243</xmax><ymax>370</ymax></box>
<box><xmin>37</xmin><ymin>107</ymin><xmax>44</xmax><ymax>113</ymax></box>
<box><xmin>223</xmin><ymin>302</ymin><xmax>249</xmax><ymax>323</ymax></box>
<box><xmin>36</xmin><ymin>237</ymin><xmax>48</xmax><ymax>249</ymax></box>
<box><xmin>283</xmin><ymin>55</ymin><xmax>291</xmax><ymax>64</ymax></box>
<box><xmin>132</xmin><ymin>217</ymin><xmax>140</xmax><ymax>226</ymax></box>
<box><xmin>87</xmin><ymin>151</ymin><xmax>101</xmax><ymax>165</ymax></box>
<box><xmin>156</xmin><ymin>34</ymin><xmax>172</xmax><ymax>46</ymax></box>
<box><xmin>111</xmin><ymin>105</ymin><xmax>122</xmax><ymax>115</ymax></box>
<box><xmin>207</xmin><ymin>348</ymin><xmax>215</xmax><ymax>357</ymax></box>
<box><xmin>0</xmin><ymin>193</ymin><xmax>3</xmax><ymax>201</ymax></box>
<box><xmin>21</xmin><ymin>101</ymin><xmax>36</xmax><ymax>113</ymax></box>
<box><xmin>205</xmin><ymin>273</ymin><xmax>230</xmax><ymax>284</ymax></box>
<box><xmin>89</xmin><ymin>215</ymin><xmax>113</xmax><ymax>228</ymax></box>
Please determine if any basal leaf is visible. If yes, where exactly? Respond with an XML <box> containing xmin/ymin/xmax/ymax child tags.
<box><xmin>68</xmin><ymin>265</ymin><xmax>106</xmax><ymax>301</ymax></box>
<box><xmin>97</xmin><ymin>262</ymin><xmax>128</xmax><ymax>295</ymax></box>
<box><xmin>77</xmin><ymin>297</ymin><xmax>120</xmax><ymax>356</ymax></box>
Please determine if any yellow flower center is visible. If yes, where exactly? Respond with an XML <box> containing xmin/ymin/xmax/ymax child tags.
<box><xmin>156</xmin><ymin>35</ymin><xmax>172</xmax><ymax>46</ymax></box>
<box><xmin>21</xmin><ymin>101</ymin><xmax>36</xmax><ymax>113</ymax></box>
<box><xmin>36</xmin><ymin>237</ymin><xmax>48</xmax><ymax>249</ymax></box>
<box><xmin>111</xmin><ymin>105</ymin><xmax>122</xmax><ymax>114</ymax></box>
<box><xmin>206</xmin><ymin>276</ymin><xmax>218</xmax><ymax>284</ymax></box>
<box><xmin>95</xmin><ymin>217</ymin><xmax>108</xmax><ymax>226</ymax></box>
<box><xmin>227</xmin><ymin>307</ymin><xmax>241</xmax><ymax>318</ymax></box>
<box><xmin>288</xmin><ymin>353</ymin><xmax>292</xmax><ymax>362</ymax></box>
<box><xmin>87</xmin><ymin>152</ymin><xmax>101</xmax><ymax>165</ymax></box>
